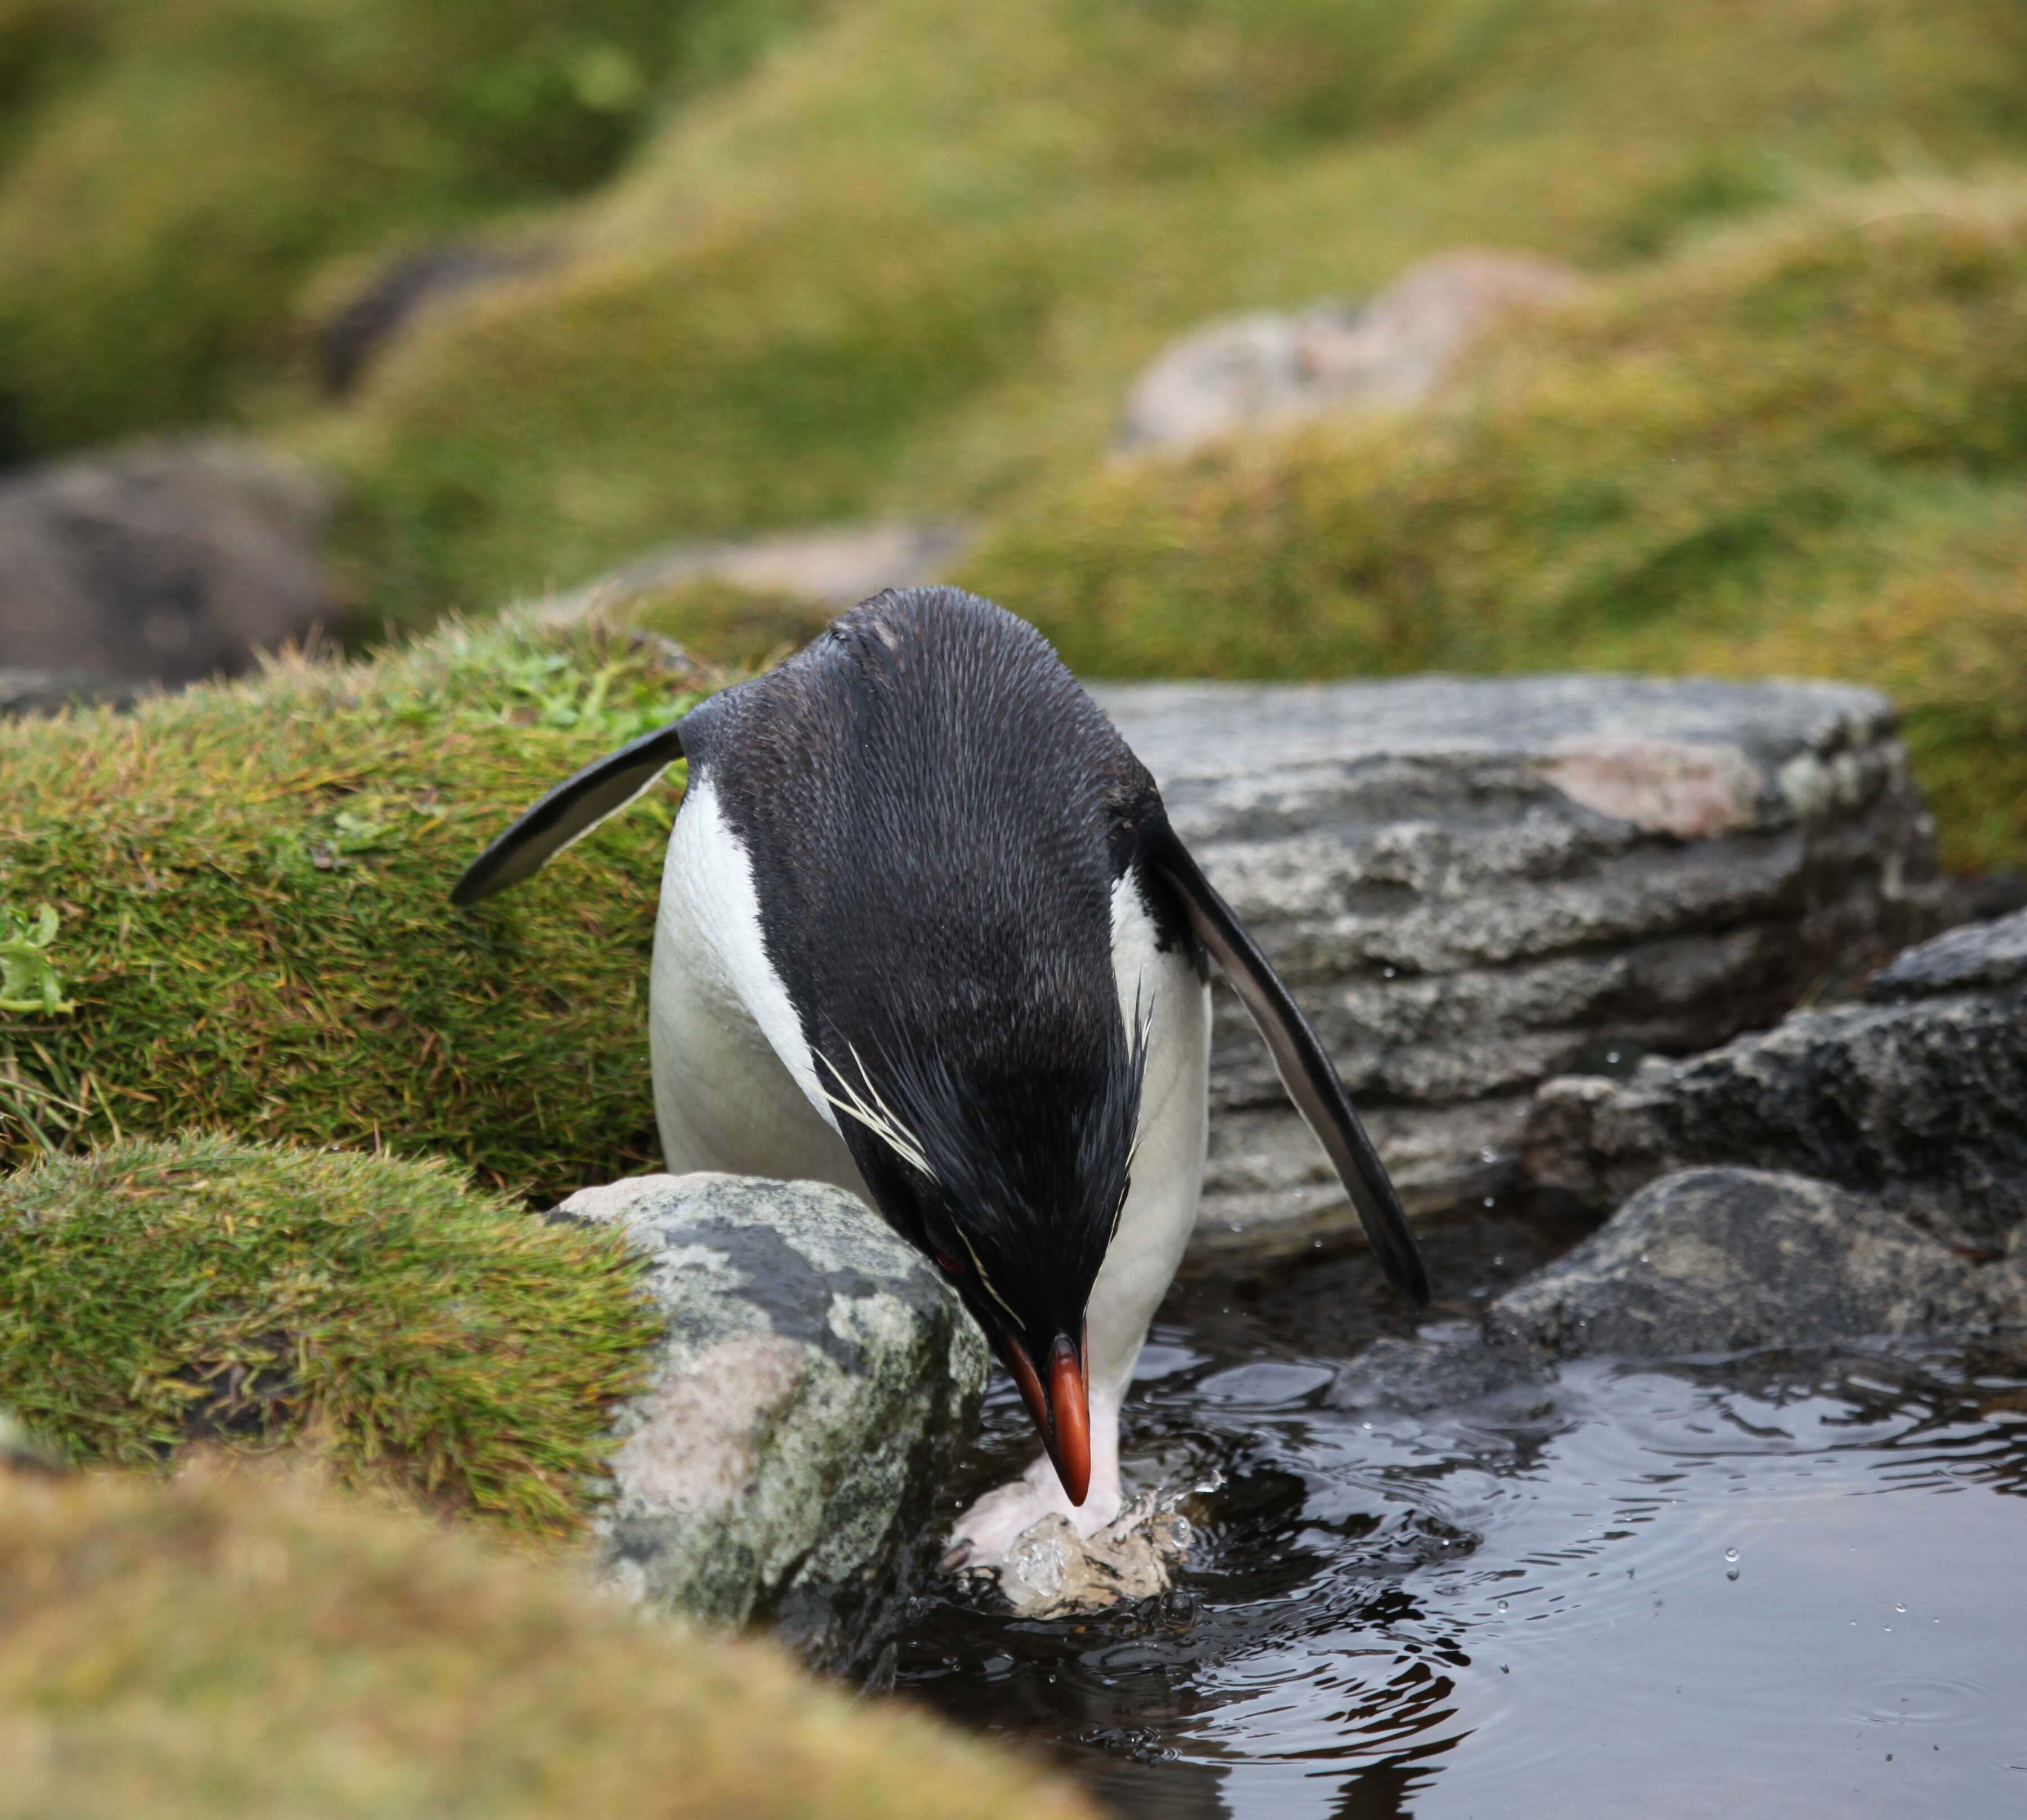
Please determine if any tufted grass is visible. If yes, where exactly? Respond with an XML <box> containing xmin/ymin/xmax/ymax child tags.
<box><xmin>0</xmin><ymin>1455</ymin><xmax>1100</xmax><ymax>1819</ymax></box>
<box><xmin>0</xmin><ymin>1136</ymin><xmax>660</xmax><ymax>1537</ymax></box>
<box><xmin>0</xmin><ymin>613</ymin><xmax>711</xmax><ymax>1188</ymax></box>
<box><xmin>958</xmin><ymin>187</ymin><xmax>2027</xmax><ymax>875</ymax></box>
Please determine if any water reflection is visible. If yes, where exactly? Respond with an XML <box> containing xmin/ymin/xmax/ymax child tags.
<box><xmin>890</xmin><ymin>1211</ymin><xmax>2027</xmax><ymax>1818</ymax></box>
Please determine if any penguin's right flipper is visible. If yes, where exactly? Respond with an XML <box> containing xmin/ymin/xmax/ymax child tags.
<box><xmin>1144</xmin><ymin>814</ymin><xmax>1430</xmax><ymax>1309</ymax></box>
<box><xmin>450</xmin><ymin>720</ymin><xmax>685</xmax><ymax>906</ymax></box>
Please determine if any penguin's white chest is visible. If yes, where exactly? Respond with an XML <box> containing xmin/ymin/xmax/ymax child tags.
<box><xmin>648</xmin><ymin>775</ymin><xmax>860</xmax><ymax>1193</ymax></box>
<box><xmin>1084</xmin><ymin>872</ymin><xmax>1211</xmax><ymax>1397</ymax></box>
<box><xmin>647</xmin><ymin>777</ymin><xmax>1210</xmax><ymax>1390</ymax></box>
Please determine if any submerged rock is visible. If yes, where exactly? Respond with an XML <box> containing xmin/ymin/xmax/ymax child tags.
<box><xmin>1333</xmin><ymin>1166</ymin><xmax>2024</xmax><ymax>1414</ymax></box>
<box><xmin>1490</xmin><ymin>1168</ymin><xmax>1996</xmax><ymax>1359</ymax></box>
<box><xmin>993</xmin><ymin>1489</ymin><xmax>1199</xmax><ymax>1620</ymax></box>
<box><xmin>557</xmin><ymin>1172</ymin><xmax>988</xmax><ymax>1661</ymax></box>
<box><xmin>1524</xmin><ymin>909</ymin><xmax>2027</xmax><ymax>1251</ymax></box>
<box><xmin>1089</xmin><ymin>673</ymin><xmax>1944</xmax><ymax>1262</ymax></box>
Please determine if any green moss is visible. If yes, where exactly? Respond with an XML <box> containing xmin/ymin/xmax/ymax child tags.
<box><xmin>0</xmin><ymin>1460</ymin><xmax>1101</xmax><ymax>1818</ymax></box>
<box><xmin>958</xmin><ymin>189</ymin><xmax>2027</xmax><ymax>873</ymax></box>
<box><xmin>0</xmin><ymin>1136</ymin><xmax>659</xmax><ymax>1536</ymax></box>
<box><xmin>311</xmin><ymin>0</ymin><xmax>2027</xmax><ymax>624</ymax></box>
<box><xmin>0</xmin><ymin>0</ymin><xmax>819</xmax><ymax>457</ymax></box>
<box><xmin>0</xmin><ymin>614</ymin><xmax>708</xmax><ymax>1186</ymax></box>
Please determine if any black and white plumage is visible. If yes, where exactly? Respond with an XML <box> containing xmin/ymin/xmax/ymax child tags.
<box><xmin>454</xmin><ymin>588</ymin><xmax>1426</xmax><ymax>1562</ymax></box>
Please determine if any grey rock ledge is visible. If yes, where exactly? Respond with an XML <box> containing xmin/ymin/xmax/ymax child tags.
<box><xmin>1088</xmin><ymin>673</ymin><xmax>1945</xmax><ymax>1264</ymax></box>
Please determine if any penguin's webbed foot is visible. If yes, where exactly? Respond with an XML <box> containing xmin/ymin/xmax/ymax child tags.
<box><xmin>945</xmin><ymin>1452</ymin><xmax>1124</xmax><ymax>1570</ymax></box>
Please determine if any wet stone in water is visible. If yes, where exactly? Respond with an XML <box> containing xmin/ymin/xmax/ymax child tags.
<box><xmin>990</xmin><ymin>1491</ymin><xmax>1196</xmax><ymax>1618</ymax></box>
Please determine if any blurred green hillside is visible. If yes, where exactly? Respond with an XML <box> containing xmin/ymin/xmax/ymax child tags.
<box><xmin>0</xmin><ymin>0</ymin><xmax>811</xmax><ymax>454</ymax></box>
<box><xmin>966</xmin><ymin>187</ymin><xmax>2027</xmax><ymax>873</ymax></box>
<box><xmin>3</xmin><ymin>0</ymin><xmax>2026</xmax><ymax>868</ymax></box>
<box><xmin>313</xmin><ymin>0</ymin><xmax>2027</xmax><ymax>623</ymax></box>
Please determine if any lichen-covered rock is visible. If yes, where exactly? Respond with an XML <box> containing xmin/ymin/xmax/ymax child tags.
<box><xmin>560</xmin><ymin>1174</ymin><xmax>988</xmax><ymax>1660</ymax></box>
<box><xmin>0</xmin><ymin>1409</ymin><xmax>61</xmax><ymax>1474</ymax></box>
<box><xmin>1524</xmin><ymin>910</ymin><xmax>2027</xmax><ymax>1250</ymax></box>
<box><xmin>1088</xmin><ymin>674</ymin><xmax>1944</xmax><ymax>1262</ymax></box>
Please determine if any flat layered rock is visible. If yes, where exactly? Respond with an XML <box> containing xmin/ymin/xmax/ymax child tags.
<box><xmin>538</xmin><ymin>519</ymin><xmax>972</xmax><ymax>622</ymax></box>
<box><xmin>556</xmin><ymin>1172</ymin><xmax>988</xmax><ymax>1663</ymax></box>
<box><xmin>1525</xmin><ymin>909</ymin><xmax>2027</xmax><ymax>1251</ymax></box>
<box><xmin>1087</xmin><ymin>674</ymin><xmax>1945</xmax><ymax>1263</ymax></box>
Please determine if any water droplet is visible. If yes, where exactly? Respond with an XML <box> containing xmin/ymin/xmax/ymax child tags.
<box><xmin>1726</xmin><ymin>1568</ymin><xmax>1740</xmax><ymax>1581</ymax></box>
<box><xmin>1479</xmin><ymin>1147</ymin><xmax>1500</xmax><ymax>1165</ymax></box>
<box><xmin>1640</xmin><ymin>1253</ymin><xmax>1651</xmax><ymax>1265</ymax></box>
<box><xmin>1604</xmin><ymin>1049</ymin><xmax>1620</xmax><ymax>1065</ymax></box>
<box><xmin>1724</xmin><ymin>1547</ymin><xmax>1739</xmax><ymax>1563</ymax></box>
<box><xmin>1492</xmin><ymin>1254</ymin><xmax>1505</xmax><ymax>1268</ymax></box>
<box><xmin>1895</xmin><ymin>1603</ymin><xmax>1907</xmax><ymax>1613</ymax></box>
<box><xmin>1497</xmin><ymin>1598</ymin><xmax>1508</xmax><ymax>1611</ymax></box>
<box><xmin>1382</xmin><ymin>966</ymin><xmax>1398</xmax><ymax>979</ymax></box>
<box><xmin>1482</xmin><ymin>1195</ymin><xmax>1496</xmax><ymax>1208</ymax></box>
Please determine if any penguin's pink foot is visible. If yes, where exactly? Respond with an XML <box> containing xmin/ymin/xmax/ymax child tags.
<box><xmin>945</xmin><ymin>1389</ymin><xmax>1126</xmax><ymax>1569</ymax></box>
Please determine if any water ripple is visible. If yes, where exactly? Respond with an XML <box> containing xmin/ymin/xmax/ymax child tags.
<box><xmin>892</xmin><ymin>1232</ymin><xmax>2027</xmax><ymax>1820</ymax></box>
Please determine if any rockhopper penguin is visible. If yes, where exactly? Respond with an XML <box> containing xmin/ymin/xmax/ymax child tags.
<box><xmin>453</xmin><ymin>588</ymin><xmax>1428</xmax><ymax>1563</ymax></box>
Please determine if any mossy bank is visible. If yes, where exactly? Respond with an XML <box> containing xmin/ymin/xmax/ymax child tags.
<box><xmin>0</xmin><ymin>1136</ymin><xmax>658</xmax><ymax>1536</ymax></box>
<box><xmin>0</xmin><ymin>615</ymin><xmax>705</xmax><ymax>1185</ymax></box>
<box><xmin>314</xmin><ymin>0</ymin><xmax>2027</xmax><ymax>626</ymax></box>
<box><xmin>0</xmin><ymin>1455</ymin><xmax>1099</xmax><ymax>1819</ymax></box>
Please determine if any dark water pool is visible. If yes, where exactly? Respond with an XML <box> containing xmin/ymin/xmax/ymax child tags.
<box><xmin>886</xmin><ymin>1208</ymin><xmax>2027</xmax><ymax>1817</ymax></box>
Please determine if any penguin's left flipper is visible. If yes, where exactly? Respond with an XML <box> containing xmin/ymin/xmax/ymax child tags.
<box><xmin>450</xmin><ymin>719</ymin><xmax>686</xmax><ymax>907</ymax></box>
<box><xmin>1145</xmin><ymin>815</ymin><xmax>1431</xmax><ymax>1309</ymax></box>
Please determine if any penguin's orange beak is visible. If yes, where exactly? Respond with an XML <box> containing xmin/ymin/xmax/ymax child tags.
<box><xmin>1002</xmin><ymin>1332</ymin><xmax>1092</xmax><ymax>1506</ymax></box>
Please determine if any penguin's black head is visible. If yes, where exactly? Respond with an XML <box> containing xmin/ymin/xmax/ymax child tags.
<box><xmin>820</xmin><ymin>1005</ymin><xmax>1148</xmax><ymax>1507</ymax></box>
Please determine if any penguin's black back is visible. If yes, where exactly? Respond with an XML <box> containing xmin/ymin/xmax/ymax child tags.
<box><xmin>682</xmin><ymin>587</ymin><xmax>1157</xmax><ymax>1068</ymax></box>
